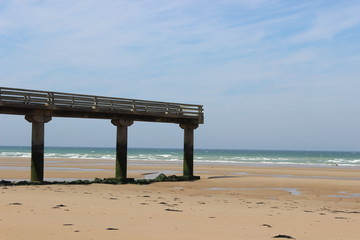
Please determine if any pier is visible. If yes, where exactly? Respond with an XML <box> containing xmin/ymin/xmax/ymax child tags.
<box><xmin>0</xmin><ymin>87</ymin><xmax>204</xmax><ymax>182</ymax></box>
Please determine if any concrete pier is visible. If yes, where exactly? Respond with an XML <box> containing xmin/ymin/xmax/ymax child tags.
<box><xmin>112</xmin><ymin>119</ymin><xmax>134</xmax><ymax>181</ymax></box>
<box><xmin>180</xmin><ymin>123</ymin><xmax>198</xmax><ymax>177</ymax></box>
<box><xmin>1</xmin><ymin>87</ymin><xmax>204</xmax><ymax>182</ymax></box>
<box><xmin>25</xmin><ymin>115</ymin><xmax>52</xmax><ymax>182</ymax></box>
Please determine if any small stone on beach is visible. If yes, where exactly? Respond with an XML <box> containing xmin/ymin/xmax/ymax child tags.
<box><xmin>273</xmin><ymin>234</ymin><xmax>295</xmax><ymax>239</ymax></box>
<box><xmin>165</xmin><ymin>208</ymin><xmax>183</xmax><ymax>212</ymax></box>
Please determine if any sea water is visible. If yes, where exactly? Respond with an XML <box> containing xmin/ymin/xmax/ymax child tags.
<box><xmin>1</xmin><ymin>146</ymin><xmax>360</xmax><ymax>168</ymax></box>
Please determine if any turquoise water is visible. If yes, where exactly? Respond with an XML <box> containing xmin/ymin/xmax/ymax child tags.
<box><xmin>1</xmin><ymin>146</ymin><xmax>360</xmax><ymax>167</ymax></box>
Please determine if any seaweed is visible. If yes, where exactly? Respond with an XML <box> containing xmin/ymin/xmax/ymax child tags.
<box><xmin>0</xmin><ymin>174</ymin><xmax>200</xmax><ymax>186</ymax></box>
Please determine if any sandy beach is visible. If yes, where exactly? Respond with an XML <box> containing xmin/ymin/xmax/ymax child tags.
<box><xmin>1</xmin><ymin>157</ymin><xmax>360</xmax><ymax>240</ymax></box>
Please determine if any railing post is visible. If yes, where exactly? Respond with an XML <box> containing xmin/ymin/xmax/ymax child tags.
<box><xmin>131</xmin><ymin>100</ymin><xmax>136</xmax><ymax>112</ymax></box>
<box><xmin>93</xmin><ymin>96</ymin><xmax>97</xmax><ymax>109</ymax></box>
<box><xmin>111</xmin><ymin>119</ymin><xmax>134</xmax><ymax>182</ymax></box>
<box><xmin>110</xmin><ymin>100</ymin><xmax>114</xmax><ymax>110</ymax></box>
<box><xmin>25</xmin><ymin>115</ymin><xmax>52</xmax><ymax>182</ymax></box>
<box><xmin>199</xmin><ymin>105</ymin><xmax>204</xmax><ymax>123</ymax></box>
<box><xmin>24</xmin><ymin>95</ymin><xmax>30</xmax><ymax>104</ymax></box>
<box><xmin>179</xmin><ymin>123</ymin><xmax>199</xmax><ymax>179</ymax></box>
<box><xmin>166</xmin><ymin>103</ymin><xmax>169</xmax><ymax>114</ymax></box>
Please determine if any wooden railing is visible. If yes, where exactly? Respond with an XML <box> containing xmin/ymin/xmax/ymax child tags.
<box><xmin>0</xmin><ymin>87</ymin><xmax>204</xmax><ymax>123</ymax></box>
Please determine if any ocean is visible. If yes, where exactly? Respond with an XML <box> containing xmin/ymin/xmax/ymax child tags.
<box><xmin>1</xmin><ymin>146</ymin><xmax>360</xmax><ymax>168</ymax></box>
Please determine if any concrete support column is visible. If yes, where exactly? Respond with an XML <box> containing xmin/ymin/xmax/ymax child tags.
<box><xmin>25</xmin><ymin>115</ymin><xmax>52</xmax><ymax>182</ymax></box>
<box><xmin>111</xmin><ymin>119</ymin><xmax>134</xmax><ymax>181</ymax></box>
<box><xmin>180</xmin><ymin>123</ymin><xmax>198</xmax><ymax>178</ymax></box>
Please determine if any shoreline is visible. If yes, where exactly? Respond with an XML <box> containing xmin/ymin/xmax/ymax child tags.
<box><xmin>2</xmin><ymin>156</ymin><xmax>360</xmax><ymax>169</ymax></box>
<box><xmin>1</xmin><ymin>156</ymin><xmax>360</xmax><ymax>182</ymax></box>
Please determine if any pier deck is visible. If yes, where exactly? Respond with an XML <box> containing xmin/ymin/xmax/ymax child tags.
<box><xmin>0</xmin><ymin>87</ymin><xmax>203</xmax><ymax>124</ymax></box>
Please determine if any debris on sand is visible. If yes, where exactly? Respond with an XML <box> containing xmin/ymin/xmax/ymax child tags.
<box><xmin>273</xmin><ymin>234</ymin><xmax>295</xmax><ymax>239</ymax></box>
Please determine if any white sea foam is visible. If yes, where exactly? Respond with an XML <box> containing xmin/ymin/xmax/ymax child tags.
<box><xmin>2</xmin><ymin>147</ymin><xmax>360</xmax><ymax>167</ymax></box>
<box><xmin>0</xmin><ymin>152</ymin><xmax>31</xmax><ymax>158</ymax></box>
<box><xmin>349</xmin><ymin>159</ymin><xmax>360</xmax><ymax>163</ymax></box>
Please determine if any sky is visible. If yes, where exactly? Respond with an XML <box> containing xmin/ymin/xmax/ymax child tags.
<box><xmin>1</xmin><ymin>0</ymin><xmax>360</xmax><ymax>151</ymax></box>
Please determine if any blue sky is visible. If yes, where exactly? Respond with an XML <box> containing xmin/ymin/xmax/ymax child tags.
<box><xmin>1</xmin><ymin>0</ymin><xmax>360</xmax><ymax>151</ymax></box>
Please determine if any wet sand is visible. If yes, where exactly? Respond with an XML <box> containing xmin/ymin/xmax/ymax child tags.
<box><xmin>1</xmin><ymin>157</ymin><xmax>360</xmax><ymax>240</ymax></box>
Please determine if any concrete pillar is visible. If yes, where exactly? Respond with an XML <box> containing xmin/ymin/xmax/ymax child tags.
<box><xmin>180</xmin><ymin>123</ymin><xmax>198</xmax><ymax>178</ymax></box>
<box><xmin>111</xmin><ymin>119</ymin><xmax>133</xmax><ymax>181</ymax></box>
<box><xmin>25</xmin><ymin>115</ymin><xmax>52</xmax><ymax>182</ymax></box>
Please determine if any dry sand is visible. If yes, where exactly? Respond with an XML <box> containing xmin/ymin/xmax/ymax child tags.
<box><xmin>1</xmin><ymin>157</ymin><xmax>360</xmax><ymax>240</ymax></box>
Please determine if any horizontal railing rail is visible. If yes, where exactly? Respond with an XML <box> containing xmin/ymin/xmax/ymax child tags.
<box><xmin>0</xmin><ymin>87</ymin><xmax>204</xmax><ymax>123</ymax></box>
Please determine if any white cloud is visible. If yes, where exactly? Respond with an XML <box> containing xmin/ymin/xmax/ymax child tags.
<box><xmin>220</xmin><ymin>0</ymin><xmax>277</xmax><ymax>8</ymax></box>
<box><xmin>292</xmin><ymin>3</ymin><xmax>360</xmax><ymax>42</ymax></box>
